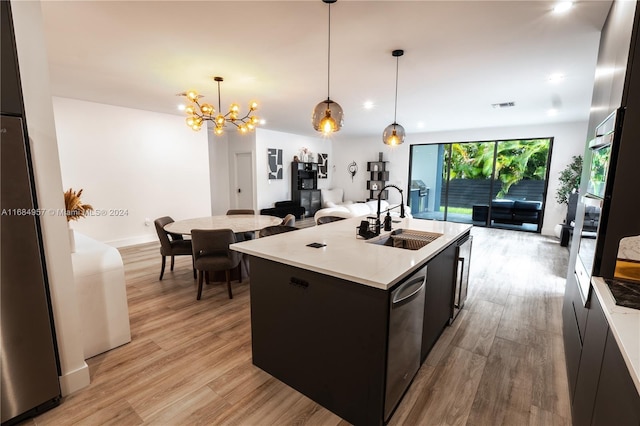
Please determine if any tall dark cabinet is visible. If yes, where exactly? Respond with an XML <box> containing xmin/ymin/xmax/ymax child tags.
<box><xmin>291</xmin><ymin>162</ymin><xmax>320</xmax><ymax>217</ymax></box>
<box><xmin>563</xmin><ymin>1</ymin><xmax>640</xmax><ymax>424</ymax></box>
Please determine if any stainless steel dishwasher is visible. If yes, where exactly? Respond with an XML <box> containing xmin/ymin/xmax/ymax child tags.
<box><xmin>385</xmin><ymin>264</ymin><xmax>427</xmax><ymax>421</ymax></box>
<box><xmin>451</xmin><ymin>234</ymin><xmax>472</xmax><ymax>323</ymax></box>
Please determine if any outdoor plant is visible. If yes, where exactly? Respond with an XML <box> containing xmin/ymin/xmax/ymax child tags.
<box><xmin>64</xmin><ymin>188</ymin><xmax>94</xmax><ymax>221</ymax></box>
<box><xmin>555</xmin><ymin>155</ymin><xmax>582</xmax><ymax>205</ymax></box>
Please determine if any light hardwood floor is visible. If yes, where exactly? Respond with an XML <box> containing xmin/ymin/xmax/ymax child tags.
<box><xmin>26</xmin><ymin>226</ymin><xmax>571</xmax><ymax>425</ymax></box>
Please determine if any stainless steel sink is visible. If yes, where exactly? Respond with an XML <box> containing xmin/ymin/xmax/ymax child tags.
<box><xmin>366</xmin><ymin>229</ymin><xmax>443</xmax><ymax>250</ymax></box>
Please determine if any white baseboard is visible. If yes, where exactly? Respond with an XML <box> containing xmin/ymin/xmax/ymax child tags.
<box><xmin>58</xmin><ymin>362</ymin><xmax>90</xmax><ymax>396</ymax></box>
<box><xmin>106</xmin><ymin>234</ymin><xmax>157</xmax><ymax>248</ymax></box>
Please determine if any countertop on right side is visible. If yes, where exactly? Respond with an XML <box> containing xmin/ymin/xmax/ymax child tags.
<box><xmin>592</xmin><ymin>276</ymin><xmax>640</xmax><ymax>394</ymax></box>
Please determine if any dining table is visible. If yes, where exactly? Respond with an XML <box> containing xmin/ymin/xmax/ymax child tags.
<box><xmin>164</xmin><ymin>214</ymin><xmax>282</xmax><ymax>283</ymax></box>
<box><xmin>163</xmin><ymin>214</ymin><xmax>282</xmax><ymax>236</ymax></box>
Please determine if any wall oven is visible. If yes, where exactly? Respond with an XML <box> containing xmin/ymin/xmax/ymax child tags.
<box><xmin>574</xmin><ymin>108</ymin><xmax>621</xmax><ymax>305</ymax></box>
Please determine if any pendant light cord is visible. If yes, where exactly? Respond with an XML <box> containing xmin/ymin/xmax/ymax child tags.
<box><xmin>327</xmin><ymin>2</ymin><xmax>332</xmax><ymax>100</ymax></box>
<box><xmin>393</xmin><ymin>54</ymin><xmax>399</xmax><ymax>123</ymax></box>
<box><xmin>217</xmin><ymin>79</ymin><xmax>222</xmax><ymax>113</ymax></box>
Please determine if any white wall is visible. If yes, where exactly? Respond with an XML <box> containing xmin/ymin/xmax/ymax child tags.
<box><xmin>255</xmin><ymin>128</ymin><xmax>332</xmax><ymax>210</ymax></box>
<box><xmin>11</xmin><ymin>1</ymin><xmax>89</xmax><ymax>396</ymax></box>
<box><xmin>331</xmin><ymin>133</ymin><xmax>410</xmax><ymax>206</ymax></box>
<box><xmin>53</xmin><ymin>97</ymin><xmax>211</xmax><ymax>246</ymax></box>
<box><xmin>332</xmin><ymin>121</ymin><xmax>589</xmax><ymax>235</ymax></box>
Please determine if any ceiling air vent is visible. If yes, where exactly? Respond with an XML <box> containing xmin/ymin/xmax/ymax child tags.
<box><xmin>492</xmin><ymin>102</ymin><xmax>515</xmax><ymax>109</ymax></box>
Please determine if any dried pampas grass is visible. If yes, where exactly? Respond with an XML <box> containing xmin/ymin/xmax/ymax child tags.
<box><xmin>64</xmin><ymin>188</ymin><xmax>94</xmax><ymax>222</ymax></box>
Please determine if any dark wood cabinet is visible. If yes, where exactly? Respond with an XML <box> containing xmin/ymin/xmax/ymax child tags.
<box><xmin>591</xmin><ymin>331</ymin><xmax>640</xmax><ymax>426</ymax></box>
<box><xmin>565</xmin><ymin>286</ymin><xmax>640</xmax><ymax>426</ymax></box>
<box><xmin>421</xmin><ymin>240</ymin><xmax>457</xmax><ymax>362</ymax></box>
<box><xmin>249</xmin><ymin>233</ymin><xmax>465</xmax><ymax>425</ymax></box>
<box><xmin>250</xmin><ymin>256</ymin><xmax>390</xmax><ymax>426</ymax></box>
<box><xmin>572</xmin><ymin>293</ymin><xmax>608</xmax><ymax>426</ymax></box>
<box><xmin>563</xmin><ymin>271</ymin><xmax>589</xmax><ymax>401</ymax></box>
<box><xmin>298</xmin><ymin>189</ymin><xmax>321</xmax><ymax>217</ymax></box>
<box><xmin>367</xmin><ymin>160</ymin><xmax>389</xmax><ymax>201</ymax></box>
<box><xmin>291</xmin><ymin>162</ymin><xmax>320</xmax><ymax>217</ymax></box>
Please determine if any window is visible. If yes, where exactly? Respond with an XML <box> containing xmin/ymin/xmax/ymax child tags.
<box><xmin>408</xmin><ymin>138</ymin><xmax>552</xmax><ymax>233</ymax></box>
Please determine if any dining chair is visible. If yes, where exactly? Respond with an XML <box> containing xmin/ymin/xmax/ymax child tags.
<box><xmin>154</xmin><ymin>216</ymin><xmax>196</xmax><ymax>280</ymax></box>
<box><xmin>281</xmin><ymin>214</ymin><xmax>296</xmax><ymax>227</ymax></box>
<box><xmin>316</xmin><ymin>215</ymin><xmax>347</xmax><ymax>225</ymax></box>
<box><xmin>226</xmin><ymin>209</ymin><xmax>256</xmax><ymax>241</ymax></box>
<box><xmin>191</xmin><ymin>228</ymin><xmax>242</xmax><ymax>300</ymax></box>
<box><xmin>258</xmin><ymin>225</ymin><xmax>298</xmax><ymax>238</ymax></box>
<box><xmin>226</xmin><ymin>209</ymin><xmax>255</xmax><ymax>215</ymax></box>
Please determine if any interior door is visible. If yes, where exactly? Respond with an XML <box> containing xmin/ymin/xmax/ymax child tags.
<box><xmin>234</xmin><ymin>152</ymin><xmax>254</xmax><ymax>209</ymax></box>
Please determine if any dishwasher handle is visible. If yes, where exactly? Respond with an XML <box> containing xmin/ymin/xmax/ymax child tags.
<box><xmin>392</xmin><ymin>275</ymin><xmax>426</xmax><ymax>308</ymax></box>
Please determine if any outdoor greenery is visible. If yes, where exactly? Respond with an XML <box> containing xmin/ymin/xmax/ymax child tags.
<box><xmin>556</xmin><ymin>155</ymin><xmax>583</xmax><ymax>205</ymax></box>
<box><xmin>439</xmin><ymin>206</ymin><xmax>472</xmax><ymax>215</ymax></box>
<box><xmin>445</xmin><ymin>139</ymin><xmax>551</xmax><ymax>198</ymax></box>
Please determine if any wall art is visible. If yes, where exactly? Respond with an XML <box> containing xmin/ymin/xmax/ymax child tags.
<box><xmin>267</xmin><ymin>148</ymin><xmax>283</xmax><ymax>179</ymax></box>
<box><xmin>318</xmin><ymin>153</ymin><xmax>328</xmax><ymax>179</ymax></box>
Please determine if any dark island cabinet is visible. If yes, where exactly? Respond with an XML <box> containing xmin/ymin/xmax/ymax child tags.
<box><xmin>250</xmin><ymin>257</ymin><xmax>389</xmax><ymax>426</ymax></box>
<box><xmin>249</xmin><ymin>233</ymin><xmax>464</xmax><ymax>425</ymax></box>
<box><xmin>421</xmin><ymin>241</ymin><xmax>457</xmax><ymax>362</ymax></box>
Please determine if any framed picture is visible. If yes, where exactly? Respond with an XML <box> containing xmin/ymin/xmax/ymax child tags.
<box><xmin>318</xmin><ymin>153</ymin><xmax>328</xmax><ymax>179</ymax></box>
<box><xmin>267</xmin><ymin>148</ymin><xmax>283</xmax><ymax>179</ymax></box>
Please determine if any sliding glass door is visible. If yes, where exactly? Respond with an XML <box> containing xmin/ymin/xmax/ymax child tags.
<box><xmin>409</xmin><ymin>138</ymin><xmax>552</xmax><ymax>233</ymax></box>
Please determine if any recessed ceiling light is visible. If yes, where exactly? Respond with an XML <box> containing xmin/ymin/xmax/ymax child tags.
<box><xmin>259</xmin><ymin>119</ymin><xmax>266</xmax><ymax>125</ymax></box>
<box><xmin>416</xmin><ymin>122</ymin><xmax>425</xmax><ymax>129</ymax></box>
<box><xmin>177</xmin><ymin>104</ymin><xmax>186</xmax><ymax>111</ymax></box>
<box><xmin>363</xmin><ymin>101</ymin><xmax>374</xmax><ymax>110</ymax></box>
<box><xmin>492</xmin><ymin>102</ymin><xmax>515</xmax><ymax>109</ymax></box>
<box><xmin>553</xmin><ymin>1</ymin><xmax>573</xmax><ymax>14</ymax></box>
<box><xmin>548</xmin><ymin>73</ymin><xmax>565</xmax><ymax>83</ymax></box>
<box><xmin>547</xmin><ymin>108</ymin><xmax>559</xmax><ymax>116</ymax></box>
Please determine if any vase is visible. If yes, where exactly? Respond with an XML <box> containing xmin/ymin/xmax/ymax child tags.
<box><xmin>554</xmin><ymin>223</ymin><xmax>562</xmax><ymax>239</ymax></box>
<box><xmin>68</xmin><ymin>225</ymin><xmax>76</xmax><ymax>253</ymax></box>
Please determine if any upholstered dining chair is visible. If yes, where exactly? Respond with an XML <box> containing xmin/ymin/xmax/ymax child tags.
<box><xmin>316</xmin><ymin>215</ymin><xmax>347</xmax><ymax>225</ymax></box>
<box><xmin>258</xmin><ymin>225</ymin><xmax>298</xmax><ymax>238</ymax></box>
<box><xmin>191</xmin><ymin>228</ymin><xmax>242</xmax><ymax>300</ymax></box>
<box><xmin>226</xmin><ymin>209</ymin><xmax>256</xmax><ymax>241</ymax></box>
<box><xmin>226</xmin><ymin>209</ymin><xmax>255</xmax><ymax>215</ymax></box>
<box><xmin>280</xmin><ymin>214</ymin><xmax>296</xmax><ymax>227</ymax></box>
<box><xmin>154</xmin><ymin>216</ymin><xmax>196</xmax><ymax>280</ymax></box>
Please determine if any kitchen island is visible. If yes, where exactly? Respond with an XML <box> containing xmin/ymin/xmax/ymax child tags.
<box><xmin>231</xmin><ymin>217</ymin><xmax>472</xmax><ymax>425</ymax></box>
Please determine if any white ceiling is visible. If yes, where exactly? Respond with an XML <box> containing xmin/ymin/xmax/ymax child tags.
<box><xmin>39</xmin><ymin>0</ymin><xmax>613</xmax><ymax>139</ymax></box>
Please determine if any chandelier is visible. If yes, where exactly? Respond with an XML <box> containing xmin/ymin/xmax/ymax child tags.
<box><xmin>383</xmin><ymin>50</ymin><xmax>406</xmax><ymax>146</ymax></box>
<box><xmin>311</xmin><ymin>0</ymin><xmax>343</xmax><ymax>135</ymax></box>
<box><xmin>180</xmin><ymin>76</ymin><xmax>259</xmax><ymax>135</ymax></box>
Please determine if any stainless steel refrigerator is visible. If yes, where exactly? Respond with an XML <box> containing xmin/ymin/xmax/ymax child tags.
<box><xmin>1</xmin><ymin>1</ymin><xmax>62</xmax><ymax>424</ymax></box>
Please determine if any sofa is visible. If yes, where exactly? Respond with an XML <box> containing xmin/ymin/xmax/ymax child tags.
<box><xmin>260</xmin><ymin>200</ymin><xmax>306</xmax><ymax>219</ymax></box>
<box><xmin>314</xmin><ymin>188</ymin><xmax>410</xmax><ymax>224</ymax></box>
<box><xmin>473</xmin><ymin>199</ymin><xmax>542</xmax><ymax>226</ymax></box>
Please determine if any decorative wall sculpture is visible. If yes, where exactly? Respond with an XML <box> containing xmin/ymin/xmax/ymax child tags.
<box><xmin>318</xmin><ymin>153</ymin><xmax>328</xmax><ymax>179</ymax></box>
<box><xmin>268</xmin><ymin>148</ymin><xmax>283</xmax><ymax>179</ymax></box>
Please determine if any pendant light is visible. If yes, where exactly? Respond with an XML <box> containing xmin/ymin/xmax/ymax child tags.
<box><xmin>312</xmin><ymin>0</ymin><xmax>343</xmax><ymax>135</ymax></box>
<box><xmin>383</xmin><ymin>49</ymin><xmax>406</xmax><ymax>146</ymax></box>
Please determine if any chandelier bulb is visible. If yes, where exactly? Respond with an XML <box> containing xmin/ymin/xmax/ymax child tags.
<box><xmin>186</xmin><ymin>90</ymin><xmax>199</xmax><ymax>102</ymax></box>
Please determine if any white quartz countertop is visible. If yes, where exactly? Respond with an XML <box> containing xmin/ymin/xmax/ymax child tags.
<box><xmin>230</xmin><ymin>216</ymin><xmax>472</xmax><ymax>290</ymax></box>
<box><xmin>591</xmin><ymin>276</ymin><xmax>640</xmax><ymax>394</ymax></box>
